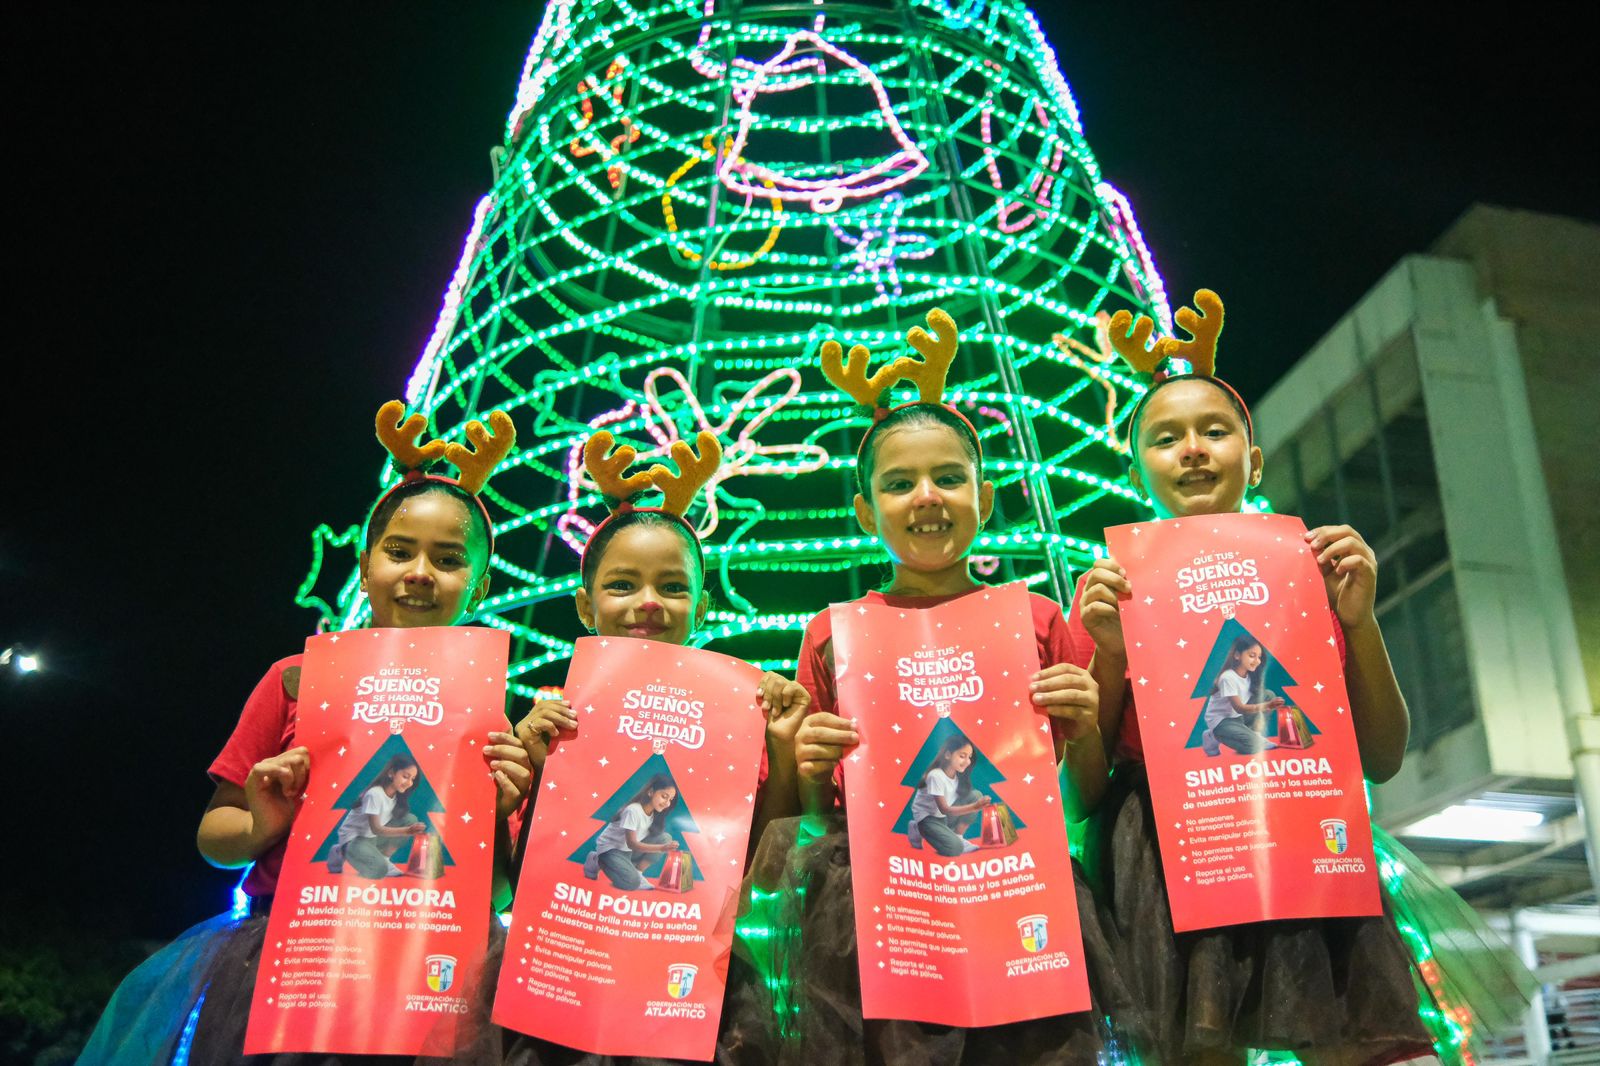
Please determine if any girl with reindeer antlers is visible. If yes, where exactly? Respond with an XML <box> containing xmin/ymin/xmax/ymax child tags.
<box><xmin>501</xmin><ymin>426</ymin><xmax>806</xmax><ymax>1065</ymax></box>
<box><xmin>1071</xmin><ymin>290</ymin><xmax>1533</xmax><ymax>1064</ymax></box>
<box><xmin>740</xmin><ymin>309</ymin><xmax>1143</xmax><ymax>1066</ymax></box>
<box><xmin>83</xmin><ymin>402</ymin><xmax>534</xmax><ymax>1065</ymax></box>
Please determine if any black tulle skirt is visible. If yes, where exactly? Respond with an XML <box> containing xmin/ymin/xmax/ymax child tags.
<box><xmin>1083</xmin><ymin>764</ymin><xmax>1435</xmax><ymax>1062</ymax></box>
<box><xmin>724</xmin><ymin>814</ymin><xmax>1141</xmax><ymax>1066</ymax></box>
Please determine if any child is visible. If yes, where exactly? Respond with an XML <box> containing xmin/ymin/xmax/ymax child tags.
<box><xmin>501</xmin><ymin>429</ymin><xmax>802</xmax><ymax>1065</ymax></box>
<box><xmin>1073</xmin><ymin>290</ymin><xmax>1435</xmax><ymax>1064</ymax></box>
<box><xmin>82</xmin><ymin>401</ymin><xmax>534</xmax><ymax>1065</ymax></box>
<box><xmin>908</xmin><ymin>737</ymin><xmax>990</xmax><ymax>855</ymax></box>
<box><xmin>745</xmin><ymin>309</ymin><xmax>1140</xmax><ymax>1065</ymax></box>
<box><xmin>584</xmin><ymin>774</ymin><xmax>682</xmax><ymax>890</ymax></box>
<box><xmin>1201</xmin><ymin>637</ymin><xmax>1284</xmax><ymax>757</ymax></box>
<box><xmin>327</xmin><ymin>754</ymin><xmax>429</xmax><ymax>878</ymax></box>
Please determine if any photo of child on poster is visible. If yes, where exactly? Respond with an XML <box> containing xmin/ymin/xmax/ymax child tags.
<box><xmin>895</xmin><ymin>719</ymin><xmax>1025</xmax><ymax>857</ymax></box>
<box><xmin>1199</xmin><ymin>636</ymin><xmax>1285</xmax><ymax>757</ymax></box>
<box><xmin>580</xmin><ymin>771</ymin><xmax>683</xmax><ymax>891</ymax></box>
<box><xmin>310</xmin><ymin>733</ymin><xmax>458</xmax><ymax>883</ymax></box>
<box><xmin>1183</xmin><ymin>619</ymin><xmax>1324</xmax><ymax>759</ymax></box>
<box><xmin>325</xmin><ymin>754</ymin><xmax>428</xmax><ymax>878</ymax></box>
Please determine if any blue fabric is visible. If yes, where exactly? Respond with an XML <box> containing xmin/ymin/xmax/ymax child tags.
<box><xmin>79</xmin><ymin>912</ymin><xmax>240</xmax><ymax>1065</ymax></box>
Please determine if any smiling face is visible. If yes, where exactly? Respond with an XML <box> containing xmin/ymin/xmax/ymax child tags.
<box><xmin>360</xmin><ymin>490</ymin><xmax>491</xmax><ymax>628</ymax></box>
<box><xmin>1130</xmin><ymin>379</ymin><xmax>1262</xmax><ymax>519</ymax></box>
<box><xmin>855</xmin><ymin>423</ymin><xmax>994</xmax><ymax>579</ymax></box>
<box><xmin>576</xmin><ymin>522</ymin><xmax>707</xmax><ymax>644</ymax></box>
<box><xmin>648</xmin><ymin>786</ymin><xmax>677</xmax><ymax>812</ymax></box>
<box><xmin>947</xmin><ymin>743</ymin><xmax>974</xmax><ymax>774</ymax></box>
<box><xmin>392</xmin><ymin>766</ymin><xmax>418</xmax><ymax>793</ymax></box>
<box><xmin>1237</xmin><ymin>645</ymin><xmax>1263</xmax><ymax>673</ymax></box>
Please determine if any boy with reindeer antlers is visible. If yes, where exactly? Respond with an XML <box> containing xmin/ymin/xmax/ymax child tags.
<box><xmin>737</xmin><ymin>309</ymin><xmax>1142</xmax><ymax>1065</ymax></box>
<box><xmin>83</xmin><ymin>401</ymin><xmax>533</xmax><ymax>1064</ymax></box>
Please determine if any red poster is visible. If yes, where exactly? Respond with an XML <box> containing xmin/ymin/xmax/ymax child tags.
<box><xmin>1105</xmin><ymin>512</ymin><xmax>1383</xmax><ymax>932</ymax></box>
<box><xmin>834</xmin><ymin>582</ymin><xmax>1091</xmax><ymax>1027</ymax></box>
<box><xmin>492</xmin><ymin>637</ymin><xmax>764</xmax><ymax>1061</ymax></box>
<box><xmin>244</xmin><ymin>626</ymin><xmax>508</xmax><ymax>1055</ymax></box>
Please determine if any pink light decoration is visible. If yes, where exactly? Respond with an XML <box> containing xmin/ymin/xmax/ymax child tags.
<box><xmin>637</xmin><ymin>367</ymin><xmax>829</xmax><ymax>535</ymax></box>
<box><xmin>980</xmin><ymin>80</ymin><xmax>1067</xmax><ymax>234</ymax></box>
<box><xmin>689</xmin><ymin>0</ymin><xmax>827</xmax><ymax>85</ymax></box>
<box><xmin>558</xmin><ymin>369</ymin><xmax>830</xmax><ymax>548</ymax></box>
<box><xmin>720</xmin><ymin>31</ymin><xmax>930</xmax><ymax>213</ymax></box>
<box><xmin>1096</xmin><ymin>181</ymin><xmax>1174</xmax><ymax>334</ymax></box>
<box><xmin>506</xmin><ymin>0</ymin><xmax>575</xmax><ymax>142</ymax></box>
<box><xmin>405</xmin><ymin>194</ymin><xmax>497</xmax><ymax>406</ymax></box>
<box><xmin>825</xmin><ymin>192</ymin><xmax>936</xmax><ymax>301</ymax></box>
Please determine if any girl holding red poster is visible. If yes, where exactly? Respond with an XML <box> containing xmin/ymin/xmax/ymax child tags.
<box><xmin>82</xmin><ymin>402</ymin><xmax>534</xmax><ymax>1065</ymax></box>
<box><xmin>742</xmin><ymin>310</ymin><xmax>1142</xmax><ymax>1065</ymax></box>
<box><xmin>494</xmin><ymin>430</ymin><xmax>802</xmax><ymax>1063</ymax></box>
<box><xmin>1070</xmin><ymin>290</ymin><xmax>1437</xmax><ymax>1064</ymax></box>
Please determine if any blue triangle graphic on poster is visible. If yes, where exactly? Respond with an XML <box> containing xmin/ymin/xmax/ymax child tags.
<box><xmin>567</xmin><ymin>752</ymin><xmax>705</xmax><ymax>883</ymax></box>
<box><xmin>891</xmin><ymin>717</ymin><xmax>1028</xmax><ymax>837</ymax></box>
<box><xmin>1183</xmin><ymin>618</ymin><xmax>1321</xmax><ymax>748</ymax></box>
<box><xmin>312</xmin><ymin>734</ymin><xmax>455</xmax><ymax>866</ymax></box>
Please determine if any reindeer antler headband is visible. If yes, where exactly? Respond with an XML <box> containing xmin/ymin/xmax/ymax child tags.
<box><xmin>579</xmin><ymin>429</ymin><xmax>723</xmax><ymax>571</ymax></box>
<box><xmin>1107</xmin><ymin>289</ymin><xmax>1252</xmax><ymax>441</ymax></box>
<box><xmin>819</xmin><ymin>307</ymin><xmax>983</xmax><ymax>487</ymax></box>
<box><xmin>371</xmin><ymin>400</ymin><xmax>518</xmax><ymax>550</ymax></box>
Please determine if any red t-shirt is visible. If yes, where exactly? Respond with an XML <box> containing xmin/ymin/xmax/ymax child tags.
<box><xmin>1062</xmin><ymin>571</ymin><xmax>1347</xmax><ymax>764</ymax></box>
<box><xmin>208</xmin><ymin>654</ymin><xmax>303</xmax><ymax>898</ymax></box>
<box><xmin>791</xmin><ymin>586</ymin><xmax>1078</xmax><ymax>802</ymax></box>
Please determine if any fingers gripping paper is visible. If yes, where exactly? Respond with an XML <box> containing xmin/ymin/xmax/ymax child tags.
<box><xmin>1105</xmin><ymin>512</ymin><xmax>1382</xmax><ymax>932</ymax></box>
<box><xmin>832</xmin><ymin>582</ymin><xmax>1090</xmax><ymax>1027</ymax></box>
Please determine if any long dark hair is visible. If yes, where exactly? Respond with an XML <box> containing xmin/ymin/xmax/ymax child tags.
<box><xmin>369</xmin><ymin>754</ymin><xmax>419</xmax><ymax>817</ymax></box>
<box><xmin>922</xmin><ymin>736</ymin><xmax>975</xmax><ymax>793</ymax></box>
<box><xmin>1213</xmin><ymin>636</ymin><xmax>1263</xmax><ymax>702</ymax></box>
<box><xmin>615</xmin><ymin>772</ymin><xmax>678</xmax><ymax>837</ymax></box>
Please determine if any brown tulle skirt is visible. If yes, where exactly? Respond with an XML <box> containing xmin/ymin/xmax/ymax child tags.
<box><xmin>1083</xmin><ymin>764</ymin><xmax>1435</xmax><ymax>1062</ymax></box>
<box><xmin>724</xmin><ymin>814</ymin><xmax>1141</xmax><ymax>1066</ymax></box>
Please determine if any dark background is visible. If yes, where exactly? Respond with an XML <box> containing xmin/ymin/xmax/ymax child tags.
<box><xmin>4</xmin><ymin>2</ymin><xmax>1596</xmax><ymax>1054</ymax></box>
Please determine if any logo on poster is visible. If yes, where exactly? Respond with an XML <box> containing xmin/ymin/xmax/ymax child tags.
<box><xmin>618</xmin><ymin>684</ymin><xmax>708</xmax><ymax>751</ymax></box>
<box><xmin>897</xmin><ymin>647</ymin><xmax>984</xmax><ymax>713</ymax></box>
<box><xmin>426</xmin><ymin>954</ymin><xmax>457</xmax><ymax>993</ymax></box>
<box><xmin>352</xmin><ymin>672</ymin><xmax>445</xmax><ymax>731</ymax></box>
<box><xmin>666</xmin><ymin>963</ymin><xmax>697</xmax><ymax>999</ymax></box>
<box><xmin>1017</xmin><ymin>914</ymin><xmax>1049</xmax><ymax>953</ymax></box>
<box><xmin>1176</xmin><ymin>554</ymin><xmax>1269</xmax><ymax>618</ymax></box>
<box><xmin>1320</xmin><ymin>818</ymin><xmax>1349</xmax><ymax>855</ymax></box>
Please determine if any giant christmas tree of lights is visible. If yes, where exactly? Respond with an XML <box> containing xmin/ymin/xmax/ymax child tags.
<box><xmin>298</xmin><ymin>0</ymin><xmax>1178</xmax><ymax>696</ymax></box>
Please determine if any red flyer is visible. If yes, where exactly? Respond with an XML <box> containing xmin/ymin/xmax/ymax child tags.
<box><xmin>1105</xmin><ymin>512</ymin><xmax>1383</xmax><ymax>932</ymax></box>
<box><xmin>833</xmin><ymin>582</ymin><xmax>1090</xmax><ymax>1027</ymax></box>
<box><xmin>492</xmin><ymin>637</ymin><xmax>764</xmax><ymax>1061</ymax></box>
<box><xmin>244</xmin><ymin>625</ymin><xmax>509</xmax><ymax>1055</ymax></box>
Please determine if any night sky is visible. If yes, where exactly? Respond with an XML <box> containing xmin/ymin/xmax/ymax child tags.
<box><xmin>7</xmin><ymin>4</ymin><xmax>1595</xmax><ymax>944</ymax></box>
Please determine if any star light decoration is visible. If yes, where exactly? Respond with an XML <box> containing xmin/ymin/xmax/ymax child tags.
<box><xmin>298</xmin><ymin>0</ymin><xmax>1181</xmax><ymax>696</ymax></box>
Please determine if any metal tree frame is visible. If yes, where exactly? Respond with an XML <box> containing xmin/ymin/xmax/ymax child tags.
<box><xmin>299</xmin><ymin>0</ymin><xmax>1174</xmax><ymax>696</ymax></box>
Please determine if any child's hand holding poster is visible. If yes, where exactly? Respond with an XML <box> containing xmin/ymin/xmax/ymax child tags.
<box><xmin>1105</xmin><ymin>511</ymin><xmax>1382</xmax><ymax>932</ymax></box>
<box><xmin>833</xmin><ymin>582</ymin><xmax>1089</xmax><ymax>1027</ymax></box>
<box><xmin>245</xmin><ymin>626</ymin><xmax>508</xmax><ymax>1055</ymax></box>
<box><xmin>493</xmin><ymin>636</ymin><xmax>763</xmax><ymax>1061</ymax></box>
